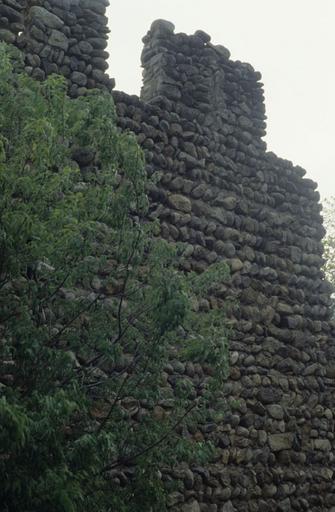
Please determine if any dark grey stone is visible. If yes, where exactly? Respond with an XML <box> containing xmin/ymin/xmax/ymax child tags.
<box><xmin>0</xmin><ymin>28</ymin><xmax>15</xmax><ymax>43</ymax></box>
<box><xmin>48</xmin><ymin>29</ymin><xmax>68</xmax><ymax>50</ymax></box>
<box><xmin>71</xmin><ymin>71</ymin><xmax>87</xmax><ymax>86</ymax></box>
<box><xmin>29</xmin><ymin>6</ymin><xmax>64</xmax><ymax>29</ymax></box>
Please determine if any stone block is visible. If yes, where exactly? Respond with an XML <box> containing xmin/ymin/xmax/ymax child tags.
<box><xmin>269</xmin><ymin>434</ymin><xmax>293</xmax><ymax>452</ymax></box>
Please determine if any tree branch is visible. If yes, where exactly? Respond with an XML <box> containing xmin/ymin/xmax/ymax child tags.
<box><xmin>46</xmin><ymin>293</ymin><xmax>102</xmax><ymax>346</ymax></box>
<box><xmin>102</xmin><ymin>400</ymin><xmax>198</xmax><ymax>472</ymax></box>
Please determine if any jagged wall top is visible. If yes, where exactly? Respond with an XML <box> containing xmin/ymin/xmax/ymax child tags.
<box><xmin>0</xmin><ymin>0</ymin><xmax>114</xmax><ymax>96</ymax></box>
<box><xmin>141</xmin><ymin>20</ymin><xmax>266</xmax><ymax>145</ymax></box>
<box><xmin>111</xmin><ymin>21</ymin><xmax>335</xmax><ymax>511</ymax></box>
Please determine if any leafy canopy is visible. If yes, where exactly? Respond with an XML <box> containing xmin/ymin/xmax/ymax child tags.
<box><xmin>323</xmin><ymin>197</ymin><xmax>335</xmax><ymax>285</ymax></box>
<box><xmin>0</xmin><ymin>44</ymin><xmax>229</xmax><ymax>512</ymax></box>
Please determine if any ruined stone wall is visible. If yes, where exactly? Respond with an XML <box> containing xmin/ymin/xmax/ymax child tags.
<box><xmin>2</xmin><ymin>4</ymin><xmax>335</xmax><ymax>510</ymax></box>
<box><xmin>113</xmin><ymin>21</ymin><xmax>335</xmax><ymax>512</ymax></box>
<box><xmin>0</xmin><ymin>0</ymin><xmax>114</xmax><ymax>95</ymax></box>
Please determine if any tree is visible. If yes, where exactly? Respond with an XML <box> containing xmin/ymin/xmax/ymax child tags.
<box><xmin>322</xmin><ymin>197</ymin><xmax>335</xmax><ymax>316</ymax></box>
<box><xmin>323</xmin><ymin>197</ymin><xmax>335</xmax><ymax>284</ymax></box>
<box><xmin>0</xmin><ymin>44</ymin><xmax>229</xmax><ymax>512</ymax></box>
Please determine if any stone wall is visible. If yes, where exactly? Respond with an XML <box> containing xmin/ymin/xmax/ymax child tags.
<box><xmin>0</xmin><ymin>0</ymin><xmax>114</xmax><ymax>95</ymax></box>
<box><xmin>2</xmin><ymin>4</ymin><xmax>335</xmax><ymax>510</ymax></box>
<box><xmin>113</xmin><ymin>21</ymin><xmax>335</xmax><ymax>512</ymax></box>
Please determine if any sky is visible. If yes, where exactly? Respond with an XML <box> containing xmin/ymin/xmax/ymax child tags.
<box><xmin>107</xmin><ymin>0</ymin><xmax>335</xmax><ymax>201</ymax></box>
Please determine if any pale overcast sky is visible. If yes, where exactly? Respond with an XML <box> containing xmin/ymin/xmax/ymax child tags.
<box><xmin>107</xmin><ymin>0</ymin><xmax>335</xmax><ymax>200</ymax></box>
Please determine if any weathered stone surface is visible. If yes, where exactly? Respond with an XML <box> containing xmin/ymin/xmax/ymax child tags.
<box><xmin>151</xmin><ymin>19</ymin><xmax>175</xmax><ymax>34</ymax></box>
<box><xmin>182</xmin><ymin>500</ymin><xmax>201</xmax><ymax>512</ymax></box>
<box><xmin>167</xmin><ymin>194</ymin><xmax>192</xmax><ymax>213</ymax></box>
<box><xmin>257</xmin><ymin>387</ymin><xmax>283</xmax><ymax>404</ymax></box>
<box><xmin>267</xmin><ymin>404</ymin><xmax>284</xmax><ymax>420</ymax></box>
<box><xmin>0</xmin><ymin>1</ymin><xmax>113</xmax><ymax>95</ymax></box>
<box><xmin>29</xmin><ymin>6</ymin><xmax>64</xmax><ymax>29</ymax></box>
<box><xmin>229</xmin><ymin>259</ymin><xmax>243</xmax><ymax>272</ymax></box>
<box><xmin>87</xmin><ymin>37</ymin><xmax>108</xmax><ymax>50</ymax></box>
<box><xmin>278</xmin><ymin>498</ymin><xmax>291</xmax><ymax>512</ymax></box>
<box><xmin>71</xmin><ymin>71</ymin><xmax>87</xmax><ymax>86</ymax></box>
<box><xmin>313</xmin><ymin>438</ymin><xmax>331</xmax><ymax>451</ymax></box>
<box><xmin>213</xmin><ymin>44</ymin><xmax>231</xmax><ymax>59</ymax></box>
<box><xmin>0</xmin><ymin>4</ymin><xmax>22</xmax><ymax>23</ymax></box>
<box><xmin>52</xmin><ymin>0</ymin><xmax>79</xmax><ymax>7</ymax></box>
<box><xmin>48</xmin><ymin>29</ymin><xmax>68</xmax><ymax>50</ymax></box>
<box><xmin>0</xmin><ymin>29</ymin><xmax>16</xmax><ymax>43</ymax></box>
<box><xmin>268</xmin><ymin>434</ymin><xmax>293</xmax><ymax>451</ymax></box>
<box><xmin>194</xmin><ymin>30</ymin><xmax>211</xmax><ymax>43</ymax></box>
<box><xmin>78</xmin><ymin>40</ymin><xmax>93</xmax><ymax>54</ymax></box>
<box><xmin>222</xmin><ymin>502</ymin><xmax>235</xmax><ymax>512</ymax></box>
<box><xmin>221</xmin><ymin>196</ymin><xmax>237</xmax><ymax>210</ymax></box>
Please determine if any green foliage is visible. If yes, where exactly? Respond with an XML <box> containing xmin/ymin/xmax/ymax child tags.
<box><xmin>323</xmin><ymin>197</ymin><xmax>335</xmax><ymax>284</ymax></box>
<box><xmin>322</xmin><ymin>197</ymin><xmax>335</xmax><ymax>315</ymax></box>
<box><xmin>0</xmin><ymin>44</ymin><xmax>229</xmax><ymax>512</ymax></box>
